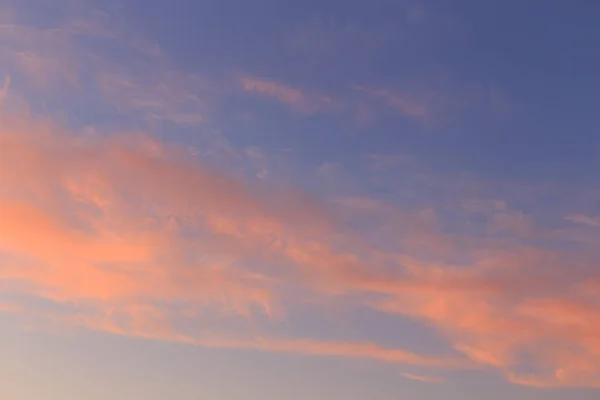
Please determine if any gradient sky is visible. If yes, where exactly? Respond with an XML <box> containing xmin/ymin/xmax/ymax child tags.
<box><xmin>2</xmin><ymin>0</ymin><xmax>600</xmax><ymax>399</ymax></box>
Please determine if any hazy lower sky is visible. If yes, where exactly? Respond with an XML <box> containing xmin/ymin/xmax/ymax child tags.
<box><xmin>2</xmin><ymin>1</ymin><xmax>600</xmax><ymax>399</ymax></box>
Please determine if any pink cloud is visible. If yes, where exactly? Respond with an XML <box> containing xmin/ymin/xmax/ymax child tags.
<box><xmin>5</xmin><ymin>108</ymin><xmax>600</xmax><ymax>388</ymax></box>
<box><xmin>240</xmin><ymin>75</ymin><xmax>333</xmax><ymax>114</ymax></box>
<box><xmin>0</xmin><ymin>13</ymin><xmax>208</xmax><ymax>128</ymax></box>
<box><xmin>566</xmin><ymin>214</ymin><xmax>600</xmax><ymax>228</ymax></box>
<box><xmin>55</xmin><ymin>307</ymin><xmax>467</xmax><ymax>369</ymax></box>
<box><xmin>0</xmin><ymin>303</ymin><xmax>20</xmax><ymax>314</ymax></box>
<box><xmin>314</xmin><ymin>198</ymin><xmax>600</xmax><ymax>388</ymax></box>
<box><xmin>0</xmin><ymin>109</ymin><xmax>472</xmax><ymax>373</ymax></box>
<box><xmin>398</xmin><ymin>372</ymin><xmax>446</xmax><ymax>384</ymax></box>
<box><xmin>6</xmin><ymin>3</ymin><xmax>593</xmax><ymax>390</ymax></box>
<box><xmin>96</xmin><ymin>70</ymin><xmax>208</xmax><ymax>126</ymax></box>
<box><xmin>0</xmin><ymin>111</ymin><xmax>309</xmax><ymax>318</ymax></box>
<box><xmin>364</xmin><ymin>250</ymin><xmax>600</xmax><ymax>387</ymax></box>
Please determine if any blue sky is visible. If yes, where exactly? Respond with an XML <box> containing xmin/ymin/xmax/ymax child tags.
<box><xmin>2</xmin><ymin>1</ymin><xmax>600</xmax><ymax>399</ymax></box>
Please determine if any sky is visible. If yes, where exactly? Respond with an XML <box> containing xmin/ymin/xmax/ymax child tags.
<box><xmin>2</xmin><ymin>0</ymin><xmax>600</xmax><ymax>399</ymax></box>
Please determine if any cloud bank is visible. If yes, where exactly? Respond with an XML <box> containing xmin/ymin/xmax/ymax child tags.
<box><xmin>2</xmin><ymin>1</ymin><xmax>600</xmax><ymax>391</ymax></box>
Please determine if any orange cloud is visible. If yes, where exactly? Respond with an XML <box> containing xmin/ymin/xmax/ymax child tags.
<box><xmin>0</xmin><ymin>108</ymin><xmax>474</xmax><ymax>374</ymax></box>
<box><xmin>9</xmin><ymin>2</ymin><xmax>598</xmax><ymax>390</ymax></box>
<box><xmin>363</xmin><ymin>249</ymin><xmax>600</xmax><ymax>388</ymax></box>
<box><xmin>0</xmin><ymin>303</ymin><xmax>20</xmax><ymax>314</ymax></box>
<box><xmin>0</xmin><ymin>111</ymin><xmax>302</xmax><ymax>318</ymax></box>
<box><xmin>5</xmin><ymin>107</ymin><xmax>600</xmax><ymax>389</ymax></box>
<box><xmin>313</xmin><ymin>197</ymin><xmax>600</xmax><ymax>388</ymax></box>
<box><xmin>240</xmin><ymin>75</ymin><xmax>332</xmax><ymax>114</ymax></box>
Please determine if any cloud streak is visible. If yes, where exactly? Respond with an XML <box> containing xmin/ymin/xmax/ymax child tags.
<box><xmin>66</xmin><ymin>310</ymin><xmax>465</xmax><ymax>368</ymax></box>
<box><xmin>240</xmin><ymin>75</ymin><xmax>333</xmax><ymax>114</ymax></box>
<box><xmin>398</xmin><ymin>372</ymin><xmax>446</xmax><ymax>384</ymax></box>
<box><xmin>566</xmin><ymin>214</ymin><xmax>600</xmax><ymax>228</ymax></box>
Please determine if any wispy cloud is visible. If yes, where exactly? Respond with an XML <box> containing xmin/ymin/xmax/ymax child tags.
<box><xmin>96</xmin><ymin>70</ymin><xmax>208</xmax><ymax>127</ymax></box>
<box><xmin>62</xmin><ymin>311</ymin><xmax>466</xmax><ymax>368</ymax></box>
<box><xmin>398</xmin><ymin>372</ymin><xmax>446</xmax><ymax>384</ymax></box>
<box><xmin>330</xmin><ymin>196</ymin><xmax>600</xmax><ymax>388</ymax></box>
<box><xmin>240</xmin><ymin>75</ymin><xmax>333</xmax><ymax>114</ymax></box>
<box><xmin>0</xmin><ymin>6</ymin><xmax>210</xmax><ymax>128</ymax></box>
<box><xmin>565</xmin><ymin>214</ymin><xmax>600</xmax><ymax>228</ymax></box>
